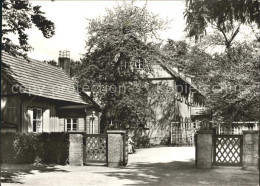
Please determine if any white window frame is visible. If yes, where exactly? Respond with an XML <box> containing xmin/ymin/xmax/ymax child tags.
<box><xmin>189</xmin><ymin>92</ymin><xmax>194</xmax><ymax>105</ymax></box>
<box><xmin>31</xmin><ymin>108</ymin><xmax>43</xmax><ymax>133</ymax></box>
<box><xmin>135</xmin><ymin>59</ymin><xmax>144</xmax><ymax>70</ymax></box>
<box><xmin>121</xmin><ymin>59</ymin><xmax>130</xmax><ymax>70</ymax></box>
<box><xmin>66</xmin><ymin>118</ymin><xmax>78</xmax><ymax>131</ymax></box>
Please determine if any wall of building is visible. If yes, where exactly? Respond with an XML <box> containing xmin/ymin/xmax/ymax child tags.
<box><xmin>1</xmin><ymin>94</ymin><xmax>21</xmax><ymax>131</ymax></box>
<box><xmin>58</xmin><ymin>109</ymin><xmax>100</xmax><ymax>133</ymax></box>
<box><xmin>1</xmin><ymin>76</ymin><xmax>21</xmax><ymax>131</ymax></box>
<box><xmin>58</xmin><ymin>108</ymin><xmax>86</xmax><ymax>132</ymax></box>
<box><xmin>21</xmin><ymin>96</ymin><xmax>60</xmax><ymax>132</ymax></box>
<box><xmin>86</xmin><ymin>110</ymin><xmax>100</xmax><ymax>134</ymax></box>
<box><xmin>146</xmin><ymin>77</ymin><xmax>196</xmax><ymax>144</ymax></box>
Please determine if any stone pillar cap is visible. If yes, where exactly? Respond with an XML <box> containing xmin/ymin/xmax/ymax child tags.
<box><xmin>107</xmin><ymin>130</ymin><xmax>126</xmax><ymax>134</ymax></box>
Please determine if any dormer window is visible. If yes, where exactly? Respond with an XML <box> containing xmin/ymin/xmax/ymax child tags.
<box><xmin>135</xmin><ymin>59</ymin><xmax>144</xmax><ymax>70</ymax></box>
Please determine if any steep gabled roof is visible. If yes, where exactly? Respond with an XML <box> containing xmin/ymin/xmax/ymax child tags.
<box><xmin>149</xmin><ymin>60</ymin><xmax>205</xmax><ymax>97</ymax></box>
<box><xmin>1</xmin><ymin>52</ymin><xmax>87</xmax><ymax>104</ymax></box>
<box><xmin>160</xmin><ymin>62</ymin><xmax>205</xmax><ymax>97</ymax></box>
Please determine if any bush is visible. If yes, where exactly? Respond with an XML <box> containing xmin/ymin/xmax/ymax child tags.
<box><xmin>38</xmin><ymin>133</ymin><xmax>69</xmax><ymax>165</ymax></box>
<box><xmin>0</xmin><ymin>132</ymin><xmax>69</xmax><ymax>165</ymax></box>
<box><xmin>133</xmin><ymin>134</ymin><xmax>150</xmax><ymax>148</ymax></box>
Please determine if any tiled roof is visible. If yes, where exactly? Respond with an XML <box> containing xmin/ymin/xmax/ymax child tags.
<box><xmin>1</xmin><ymin>52</ymin><xmax>87</xmax><ymax>104</ymax></box>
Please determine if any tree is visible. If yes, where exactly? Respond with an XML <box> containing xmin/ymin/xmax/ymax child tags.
<box><xmin>2</xmin><ymin>0</ymin><xmax>55</xmax><ymax>57</ymax></box>
<box><xmin>184</xmin><ymin>0</ymin><xmax>260</xmax><ymax>49</ymax></box>
<box><xmin>163</xmin><ymin>39</ymin><xmax>259</xmax><ymax>122</ymax></box>
<box><xmin>79</xmin><ymin>2</ymin><xmax>168</xmax><ymax>131</ymax></box>
<box><xmin>183</xmin><ymin>0</ymin><xmax>260</xmax><ymax>121</ymax></box>
<box><xmin>43</xmin><ymin>60</ymin><xmax>57</xmax><ymax>66</ymax></box>
<box><xmin>70</xmin><ymin>60</ymin><xmax>82</xmax><ymax>78</ymax></box>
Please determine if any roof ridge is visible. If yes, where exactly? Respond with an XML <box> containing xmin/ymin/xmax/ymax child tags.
<box><xmin>2</xmin><ymin>51</ymin><xmax>63</xmax><ymax>71</ymax></box>
<box><xmin>1</xmin><ymin>51</ymin><xmax>89</xmax><ymax>105</ymax></box>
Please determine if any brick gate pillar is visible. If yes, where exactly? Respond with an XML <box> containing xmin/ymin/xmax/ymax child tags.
<box><xmin>69</xmin><ymin>132</ymin><xmax>84</xmax><ymax>166</ymax></box>
<box><xmin>242</xmin><ymin>130</ymin><xmax>259</xmax><ymax>171</ymax></box>
<box><xmin>196</xmin><ymin>130</ymin><xmax>213</xmax><ymax>169</ymax></box>
<box><xmin>107</xmin><ymin>130</ymin><xmax>126</xmax><ymax>168</ymax></box>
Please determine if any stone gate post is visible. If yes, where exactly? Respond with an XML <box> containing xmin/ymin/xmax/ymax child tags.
<box><xmin>107</xmin><ymin>130</ymin><xmax>126</xmax><ymax>168</ymax></box>
<box><xmin>196</xmin><ymin>130</ymin><xmax>213</xmax><ymax>169</ymax></box>
<box><xmin>242</xmin><ymin>130</ymin><xmax>259</xmax><ymax>171</ymax></box>
<box><xmin>69</xmin><ymin>132</ymin><xmax>84</xmax><ymax>166</ymax></box>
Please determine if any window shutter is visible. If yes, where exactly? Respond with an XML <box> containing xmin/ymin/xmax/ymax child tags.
<box><xmin>27</xmin><ymin>108</ymin><xmax>33</xmax><ymax>132</ymax></box>
<box><xmin>65</xmin><ymin>119</ymin><xmax>67</xmax><ymax>131</ymax></box>
<box><xmin>43</xmin><ymin>109</ymin><xmax>50</xmax><ymax>132</ymax></box>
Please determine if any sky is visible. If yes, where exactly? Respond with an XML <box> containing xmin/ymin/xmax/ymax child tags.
<box><xmin>27</xmin><ymin>0</ymin><xmax>188</xmax><ymax>61</ymax></box>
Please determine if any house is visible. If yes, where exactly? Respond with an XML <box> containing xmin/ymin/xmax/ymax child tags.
<box><xmin>1</xmin><ymin>51</ymin><xmax>101</xmax><ymax>133</ymax></box>
<box><xmin>143</xmin><ymin>61</ymin><xmax>210</xmax><ymax>144</ymax></box>
<box><xmin>100</xmin><ymin>56</ymin><xmax>210</xmax><ymax>145</ymax></box>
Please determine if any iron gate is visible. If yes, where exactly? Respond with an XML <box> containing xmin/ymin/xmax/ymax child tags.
<box><xmin>213</xmin><ymin>135</ymin><xmax>243</xmax><ymax>166</ymax></box>
<box><xmin>84</xmin><ymin>134</ymin><xmax>108</xmax><ymax>164</ymax></box>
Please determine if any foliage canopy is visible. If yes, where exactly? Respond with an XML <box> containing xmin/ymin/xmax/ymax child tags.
<box><xmin>184</xmin><ymin>0</ymin><xmax>260</xmax><ymax>47</ymax></box>
<box><xmin>79</xmin><ymin>2</ymin><xmax>168</xmax><ymax>130</ymax></box>
<box><xmin>2</xmin><ymin>0</ymin><xmax>55</xmax><ymax>57</ymax></box>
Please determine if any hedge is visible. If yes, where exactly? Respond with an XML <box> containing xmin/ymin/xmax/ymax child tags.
<box><xmin>0</xmin><ymin>132</ymin><xmax>69</xmax><ymax>165</ymax></box>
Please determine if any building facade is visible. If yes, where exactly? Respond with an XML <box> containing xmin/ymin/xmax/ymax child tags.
<box><xmin>1</xmin><ymin>51</ymin><xmax>101</xmax><ymax>133</ymax></box>
<box><xmin>143</xmin><ymin>62</ymin><xmax>209</xmax><ymax>145</ymax></box>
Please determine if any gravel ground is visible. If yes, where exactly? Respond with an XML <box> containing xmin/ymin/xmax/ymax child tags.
<box><xmin>1</xmin><ymin>147</ymin><xmax>258</xmax><ymax>186</ymax></box>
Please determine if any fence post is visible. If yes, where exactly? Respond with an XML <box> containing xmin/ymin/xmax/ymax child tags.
<box><xmin>107</xmin><ymin>130</ymin><xmax>126</xmax><ymax>167</ymax></box>
<box><xmin>196</xmin><ymin>130</ymin><xmax>213</xmax><ymax>169</ymax></box>
<box><xmin>69</xmin><ymin>132</ymin><xmax>84</xmax><ymax>166</ymax></box>
<box><xmin>242</xmin><ymin>130</ymin><xmax>259</xmax><ymax>171</ymax></box>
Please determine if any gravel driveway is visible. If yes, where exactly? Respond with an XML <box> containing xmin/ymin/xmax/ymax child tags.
<box><xmin>1</xmin><ymin>147</ymin><xmax>258</xmax><ymax>186</ymax></box>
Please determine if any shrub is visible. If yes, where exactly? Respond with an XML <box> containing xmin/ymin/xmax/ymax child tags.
<box><xmin>0</xmin><ymin>132</ymin><xmax>69</xmax><ymax>165</ymax></box>
<box><xmin>38</xmin><ymin>133</ymin><xmax>69</xmax><ymax>165</ymax></box>
<box><xmin>133</xmin><ymin>134</ymin><xmax>150</xmax><ymax>148</ymax></box>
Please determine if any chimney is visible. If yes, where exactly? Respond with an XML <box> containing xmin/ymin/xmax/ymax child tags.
<box><xmin>58</xmin><ymin>50</ymin><xmax>70</xmax><ymax>76</ymax></box>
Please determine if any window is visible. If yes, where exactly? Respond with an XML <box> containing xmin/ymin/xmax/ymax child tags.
<box><xmin>135</xmin><ymin>59</ymin><xmax>144</xmax><ymax>70</ymax></box>
<box><xmin>121</xmin><ymin>59</ymin><xmax>130</xmax><ymax>70</ymax></box>
<box><xmin>32</xmin><ymin>108</ymin><xmax>42</xmax><ymax>132</ymax></box>
<box><xmin>66</xmin><ymin>118</ymin><xmax>77</xmax><ymax>131</ymax></box>
<box><xmin>189</xmin><ymin>92</ymin><xmax>194</xmax><ymax>105</ymax></box>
